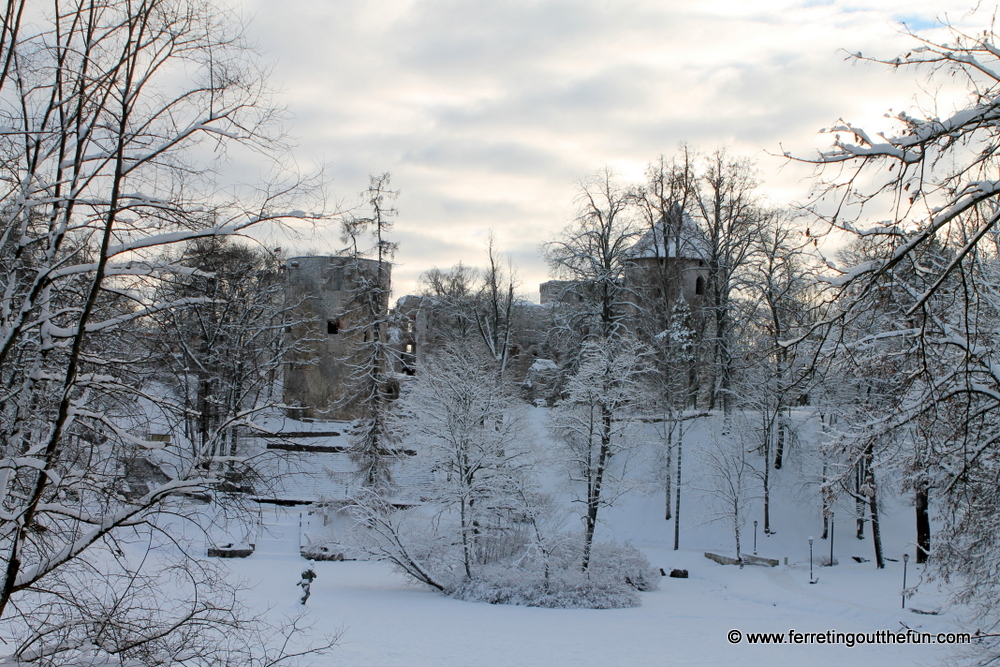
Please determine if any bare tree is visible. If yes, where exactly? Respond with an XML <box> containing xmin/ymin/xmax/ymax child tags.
<box><xmin>790</xmin><ymin>10</ymin><xmax>1000</xmax><ymax>610</ymax></box>
<box><xmin>692</xmin><ymin>150</ymin><xmax>767</xmax><ymax>413</ymax></box>
<box><xmin>0</xmin><ymin>0</ymin><xmax>332</xmax><ymax>662</ymax></box>
<box><xmin>474</xmin><ymin>233</ymin><xmax>518</xmax><ymax>380</ymax></box>
<box><xmin>418</xmin><ymin>262</ymin><xmax>479</xmax><ymax>343</ymax></box>
<box><xmin>736</xmin><ymin>210</ymin><xmax>815</xmax><ymax>534</ymax></box>
<box><xmin>422</xmin><ymin>236</ymin><xmax>520</xmax><ymax>376</ymax></box>
<box><xmin>551</xmin><ymin>334</ymin><xmax>650</xmax><ymax>571</ymax></box>
<box><xmin>633</xmin><ymin>148</ymin><xmax>770</xmax><ymax>413</ymax></box>
<box><xmin>544</xmin><ymin>167</ymin><xmax>640</xmax><ymax>343</ymax></box>
<box><xmin>631</xmin><ymin>150</ymin><xmax>700</xmax><ymax>339</ymax></box>
<box><xmin>396</xmin><ymin>341</ymin><xmax>530</xmax><ymax>581</ymax></box>
<box><xmin>652</xmin><ymin>299</ymin><xmax>698</xmax><ymax>523</ymax></box>
<box><xmin>806</xmin><ymin>234</ymin><xmax>940</xmax><ymax>570</ymax></box>
<box><xmin>631</xmin><ymin>153</ymin><xmax>700</xmax><ymax>529</ymax></box>
<box><xmin>149</xmin><ymin>238</ymin><xmax>297</xmax><ymax>482</ymax></box>
<box><xmin>700</xmin><ymin>429</ymin><xmax>756</xmax><ymax>561</ymax></box>
<box><xmin>543</xmin><ymin>172</ymin><xmax>649</xmax><ymax>572</ymax></box>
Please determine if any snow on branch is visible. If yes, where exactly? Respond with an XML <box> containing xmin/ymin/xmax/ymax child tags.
<box><xmin>12</xmin><ymin>478</ymin><xmax>212</xmax><ymax>591</ymax></box>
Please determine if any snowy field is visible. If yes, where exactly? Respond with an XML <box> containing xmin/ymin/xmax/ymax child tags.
<box><xmin>202</xmin><ymin>408</ymin><xmax>971</xmax><ymax>667</ymax></box>
<box><xmin>226</xmin><ymin>507</ymin><xmax>961</xmax><ymax>667</ymax></box>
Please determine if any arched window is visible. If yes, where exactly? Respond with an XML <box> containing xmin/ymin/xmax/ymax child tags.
<box><xmin>695</xmin><ymin>276</ymin><xmax>705</xmax><ymax>296</ymax></box>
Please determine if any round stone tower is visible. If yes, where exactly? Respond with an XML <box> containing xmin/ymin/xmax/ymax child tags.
<box><xmin>283</xmin><ymin>255</ymin><xmax>388</xmax><ymax>421</ymax></box>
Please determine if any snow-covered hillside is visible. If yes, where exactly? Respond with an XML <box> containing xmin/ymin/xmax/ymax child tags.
<box><xmin>207</xmin><ymin>406</ymin><xmax>970</xmax><ymax>666</ymax></box>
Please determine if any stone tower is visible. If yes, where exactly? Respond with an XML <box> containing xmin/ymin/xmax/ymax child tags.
<box><xmin>283</xmin><ymin>255</ymin><xmax>388</xmax><ymax>420</ymax></box>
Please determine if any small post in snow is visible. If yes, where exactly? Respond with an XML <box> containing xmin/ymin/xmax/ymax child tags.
<box><xmin>808</xmin><ymin>536</ymin><xmax>817</xmax><ymax>584</ymax></box>
<box><xmin>902</xmin><ymin>553</ymin><xmax>909</xmax><ymax>610</ymax></box>
<box><xmin>753</xmin><ymin>520</ymin><xmax>758</xmax><ymax>555</ymax></box>
<box><xmin>828</xmin><ymin>513</ymin><xmax>834</xmax><ymax>566</ymax></box>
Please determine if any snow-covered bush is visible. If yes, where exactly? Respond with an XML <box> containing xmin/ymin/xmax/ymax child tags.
<box><xmin>450</xmin><ymin>565</ymin><xmax>640</xmax><ymax>609</ymax></box>
<box><xmin>588</xmin><ymin>541</ymin><xmax>660</xmax><ymax>593</ymax></box>
<box><xmin>449</xmin><ymin>539</ymin><xmax>658</xmax><ymax>608</ymax></box>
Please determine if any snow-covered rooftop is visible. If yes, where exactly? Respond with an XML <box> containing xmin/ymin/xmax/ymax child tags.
<box><xmin>627</xmin><ymin>210</ymin><xmax>708</xmax><ymax>261</ymax></box>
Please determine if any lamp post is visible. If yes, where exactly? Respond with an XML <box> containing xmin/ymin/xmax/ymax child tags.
<box><xmin>809</xmin><ymin>536</ymin><xmax>816</xmax><ymax>584</ymax></box>
<box><xmin>902</xmin><ymin>553</ymin><xmax>909</xmax><ymax>610</ymax></box>
<box><xmin>753</xmin><ymin>520</ymin><xmax>758</xmax><ymax>555</ymax></box>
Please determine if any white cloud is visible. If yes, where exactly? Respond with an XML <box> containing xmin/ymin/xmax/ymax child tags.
<box><xmin>233</xmin><ymin>0</ymin><xmax>987</xmax><ymax>298</ymax></box>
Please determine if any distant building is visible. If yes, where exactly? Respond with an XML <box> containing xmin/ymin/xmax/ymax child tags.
<box><xmin>283</xmin><ymin>212</ymin><xmax>710</xmax><ymax>419</ymax></box>
<box><xmin>538</xmin><ymin>280</ymin><xmax>593</xmax><ymax>305</ymax></box>
<box><xmin>392</xmin><ymin>294</ymin><xmax>555</xmax><ymax>387</ymax></box>
<box><xmin>283</xmin><ymin>255</ymin><xmax>389</xmax><ymax>420</ymax></box>
<box><xmin>540</xmin><ymin>213</ymin><xmax>709</xmax><ymax>322</ymax></box>
<box><xmin>623</xmin><ymin>214</ymin><xmax>710</xmax><ymax>320</ymax></box>
<box><xmin>392</xmin><ymin>293</ymin><xmax>458</xmax><ymax>373</ymax></box>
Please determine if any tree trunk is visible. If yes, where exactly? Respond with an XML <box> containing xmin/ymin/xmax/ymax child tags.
<box><xmin>664</xmin><ymin>419</ymin><xmax>673</xmax><ymax>521</ymax></box>
<box><xmin>198</xmin><ymin>374</ymin><xmax>213</xmax><ymax>470</ymax></box>
<box><xmin>461</xmin><ymin>507</ymin><xmax>473</xmax><ymax>579</ymax></box>
<box><xmin>763</xmin><ymin>473</ymin><xmax>771</xmax><ymax>534</ymax></box>
<box><xmin>820</xmin><ymin>416</ymin><xmax>829</xmax><ymax>539</ymax></box>
<box><xmin>864</xmin><ymin>448</ymin><xmax>884</xmax><ymax>569</ymax></box>
<box><xmin>869</xmin><ymin>490</ymin><xmax>884</xmax><ymax>569</ymax></box>
<box><xmin>763</xmin><ymin>425</ymin><xmax>771</xmax><ymax>534</ymax></box>
<box><xmin>716</xmin><ymin>296</ymin><xmax>732</xmax><ymax>415</ymax></box>
<box><xmin>674</xmin><ymin>425</ymin><xmax>683</xmax><ymax>551</ymax></box>
<box><xmin>821</xmin><ymin>458</ymin><xmax>829</xmax><ymax>540</ymax></box>
<box><xmin>855</xmin><ymin>460</ymin><xmax>866</xmax><ymax>540</ymax></box>
<box><xmin>734</xmin><ymin>517</ymin><xmax>741</xmax><ymax>561</ymax></box>
<box><xmin>915</xmin><ymin>486</ymin><xmax>930</xmax><ymax>564</ymax></box>
<box><xmin>582</xmin><ymin>406</ymin><xmax>613</xmax><ymax>572</ymax></box>
<box><xmin>774</xmin><ymin>414</ymin><xmax>785</xmax><ymax>470</ymax></box>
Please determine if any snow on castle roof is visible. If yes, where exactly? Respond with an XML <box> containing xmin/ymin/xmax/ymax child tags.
<box><xmin>626</xmin><ymin>209</ymin><xmax>708</xmax><ymax>261</ymax></box>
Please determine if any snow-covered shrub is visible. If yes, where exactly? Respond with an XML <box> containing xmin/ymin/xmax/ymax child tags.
<box><xmin>449</xmin><ymin>564</ymin><xmax>641</xmax><ymax>609</ymax></box>
<box><xmin>588</xmin><ymin>541</ymin><xmax>660</xmax><ymax>592</ymax></box>
<box><xmin>447</xmin><ymin>539</ymin><xmax>658</xmax><ymax>608</ymax></box>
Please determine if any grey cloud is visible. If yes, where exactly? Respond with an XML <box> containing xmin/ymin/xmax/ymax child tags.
<box><xmin>400</xmin><ymin>139</ymin><xmax>571</xmax><ymax>177</ymax></box>
<box><xmin>390</xmin><ymin>0</ymin><xmax>657</xmax><ymax>71</ymax></box>
<box><xmin>233</xmin><ymin>0</ymin><xmax>985</xmax><ymax>299</ymax></box>
<box><xmin>393</xmin><ymin>1</ymin><xmax>594</xmax><ymax>69</ymax></box>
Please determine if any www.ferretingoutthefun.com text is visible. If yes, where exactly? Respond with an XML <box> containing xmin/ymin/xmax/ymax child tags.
<box><xmin>727</xmin><ymin>629</ymin><xmax>972</xmax><ymax>647</ymax></box>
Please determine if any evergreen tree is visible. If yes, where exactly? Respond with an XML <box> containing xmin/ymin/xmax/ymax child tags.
<box><xmin>343</xmin><ymin>174</ymin><xmax>400</xmax><ymax>493</ymax></box>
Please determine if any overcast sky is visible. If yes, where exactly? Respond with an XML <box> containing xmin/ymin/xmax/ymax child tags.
<box><xmin>232</xmin><ymin>0</ymin><xmax>985</xmax><ymax>300</ymax></box>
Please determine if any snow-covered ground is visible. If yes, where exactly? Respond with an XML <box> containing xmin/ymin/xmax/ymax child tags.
<box><xmin>201</xmin><ymin>407</ymin><xmax>971</xmax><ymax>666</ymax></box>
<box><xmin>227</xmin><ymin>505</ymin><xmax>961</xmax><ymax>667</ymax></box>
